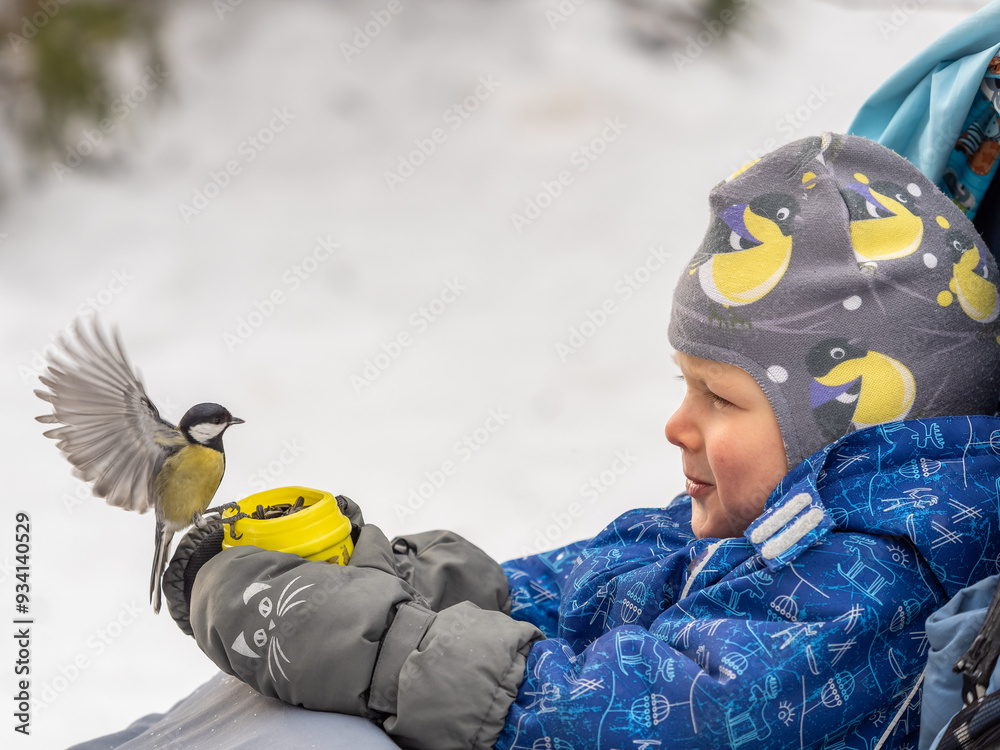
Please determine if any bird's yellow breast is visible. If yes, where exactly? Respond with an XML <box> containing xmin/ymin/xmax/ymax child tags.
<box><xmin>706</xmin><ymin>209</ymin><xmax>792</xmax><ymax>305</ymax></box>
<box><xmin>953</xmin><ymin>248</ymin><xmax>1000</xmax><ymax>323</ymax></box>
<box><xmin>849</xmin><ymin>191</ymin><xmax>923</xmax><ymax>261</ymax></box>
<box><xmin>816</xmin><ymin>352</ymin><xmax>915</xmax><ymax>426</ymax></box>
<box><xmin>155</xmin><ymin>444</ymin><xmax>225</xmax><ymax>526</ymax></box>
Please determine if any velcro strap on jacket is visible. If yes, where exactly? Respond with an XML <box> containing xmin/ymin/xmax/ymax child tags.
<box><xmin>745</xmin><ymin>485</ymin><xmax>834</xmax><ymax>571</ymax></box>
<box><xmin>368</xmin><ymin>602</ymin><xmax>436</xmax><ymax>715</ymax></box>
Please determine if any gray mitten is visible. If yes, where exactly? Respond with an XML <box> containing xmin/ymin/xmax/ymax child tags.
<box><xmin>190</xmin><ymin>524</ymin><xmax>416</xmax><ymax>716</ymax></box>
<box><xmin>188</xmin><ymin>524</ymin><xmax>543</xmax><ymax>749</ymax></box>
<box><xmin>391</xmin><ymin>530</ymin><xmax>512</xmax><ymax>613</ymax></box>
<box><xmin>162</xmin><ymin>523</ymin><xmax>224</xmax><ymax>636</ymax></box>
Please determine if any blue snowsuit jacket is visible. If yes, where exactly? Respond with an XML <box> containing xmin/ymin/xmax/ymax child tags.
<box><xmin>498</xmin><ymin>416</ymin><xmax>1000</xmax><ymax>750</ymax></box>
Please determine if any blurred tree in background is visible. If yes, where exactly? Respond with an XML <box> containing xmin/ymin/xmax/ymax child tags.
<box><xmin>616</xmin><ymin>0</ymin><xmax>751</xmax><ymax>51</ymax></box>
<box><xmin>0</xmin><ymin>0</ymin><xmax>163</xmax><ymax>201</ymax></box>
<box><xmin>0</xmin><ymin>0</ymin><xmax>797</xmax><ymax>211</ymax></box>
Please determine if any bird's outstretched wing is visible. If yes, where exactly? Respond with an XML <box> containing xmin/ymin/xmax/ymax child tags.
<box><xmin>34</xmin><ymin>317</ymin><xmax>186</xmax><ymax>513</ymax></box>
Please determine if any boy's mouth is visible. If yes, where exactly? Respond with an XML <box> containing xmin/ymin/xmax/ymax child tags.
<box><xmin>685</xmin><ymin>476</ymin><xmax>713</xmax><ymax>499</ymax></box>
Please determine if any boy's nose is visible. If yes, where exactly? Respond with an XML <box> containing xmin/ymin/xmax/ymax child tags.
<box><xmin>664</xmin><ymin>404</ymin><xmax>693</xmax><ymax>450</ymax></box>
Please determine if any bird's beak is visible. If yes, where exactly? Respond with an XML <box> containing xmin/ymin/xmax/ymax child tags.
<box><xmin>230</xmin><ymin>417</ymin><xmax>245</xmax><ymax>425</ymax></box>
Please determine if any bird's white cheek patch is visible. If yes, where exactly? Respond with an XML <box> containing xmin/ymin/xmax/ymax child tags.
<box><xmin>189</xmin><ymin>422</ymin><xmax>227</xmax><ymax>444</ymax></box>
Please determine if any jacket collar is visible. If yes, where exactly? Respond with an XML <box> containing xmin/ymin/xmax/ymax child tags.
<box><xmin>745</xmin><ymin>415</ymin><xmax>1000</xmax><ymax>575</ymax></box>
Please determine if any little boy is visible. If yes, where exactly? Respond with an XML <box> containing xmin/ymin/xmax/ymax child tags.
<box><xmin>166</xmin><ymin>133</ymin><xmax>1000</xmax><ymax>750</ymax></box>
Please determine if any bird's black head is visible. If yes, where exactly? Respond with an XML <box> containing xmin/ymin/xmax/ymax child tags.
<box><xmin>748</xmin><ymin>193</ymin><xmax>800</xmax><ymax>235</ymax></box>
<box><xmin>841</xmin><ymin>180</ymin><xmax>918</xmax><ymax>222</ymax></box>
<box><xmin>806</xmin><ymin>338</ymin><xmax>868</xmax><ymax>378</ymax></box>
<box><xmin>945</xmin><ymin>229</ymin><xmax>978</xmax><ymax>261</ymax></box>
<box><xmin>869</xmin><ymin>180</ymin><xmax>920</xmax><ymax>217</ymax></box>
<box><xmin>179</xmin><ymin>402</ymin><xmax>244</xmax><ymax>449</ymax></box>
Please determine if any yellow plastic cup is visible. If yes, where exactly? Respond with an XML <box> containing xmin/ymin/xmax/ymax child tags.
<box><xmin>221</xmin><ymin>487</ymin><xmax>354</xmax><ymax>565</ymax></box>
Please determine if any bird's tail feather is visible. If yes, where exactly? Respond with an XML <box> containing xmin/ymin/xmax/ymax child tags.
<box><xmin>150</xmin><ymin>521</ymin><xmax>175</xmax><ymax>614</ymax></box>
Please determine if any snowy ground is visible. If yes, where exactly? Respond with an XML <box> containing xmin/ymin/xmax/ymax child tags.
<box><xmin>0</xmin><ymin>0</ymin><xmax>989</xmax><ymax>747</ymax></box>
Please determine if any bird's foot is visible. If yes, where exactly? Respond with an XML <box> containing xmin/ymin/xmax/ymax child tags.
<box><xmin>194</xmin><ymin>503</ymin><xmax>248</xmax><ymax>539</ymax></box>
<box><xmin>202</xmin><ymin>501</ymin><xmax>241</xmax><ymax>517</ymax></box>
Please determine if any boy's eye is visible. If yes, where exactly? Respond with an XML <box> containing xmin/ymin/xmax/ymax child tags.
<box><xmin>707</xmin><ymin>390</ymin><xmax>734</xmax><ymax>408</ymax></box>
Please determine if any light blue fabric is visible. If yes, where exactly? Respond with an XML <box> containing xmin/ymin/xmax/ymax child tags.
<box><xmin>499</xmin><ymin>416</ymin><xmax>1000</xmax><ymax>749</ymax></box>
<box><xmin>848</xmin><ymin>0</ymin><xmax>1000</xmax><ymax>185</ymax></box>
<box><xmin>921</xmin><ymin>575</ymin><xmax>1000</xmax><ymax>750</ymax></box>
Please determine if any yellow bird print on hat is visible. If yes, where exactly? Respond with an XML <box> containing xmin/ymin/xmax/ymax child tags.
<box><xmin>808</xmin><ymin>339</ymin><xmax>915</xmax><ymax>442</ymax></box>
<box><xmin>842</xmin><ymin>173</ymin><xmax>923</xmax><ymax>264</ymax></box>
<box><xmin>692</xmin><ymin>193</ymin><xmax>799</xmax><ymax>307</ymax></box>
<box><xmin>940</xmin><ymin>229</ymin><xmax>1000</xmax><ymax>323</ymax></box>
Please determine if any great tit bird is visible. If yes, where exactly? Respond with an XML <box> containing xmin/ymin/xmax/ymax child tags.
<box><xmin>945</xmin><ymin>229</ymin><xmax>1000</xmax><ymax>323</ymax></box>
<box><xmin>34</xmin><ymin>317</ymin><xmax>244</xmax><ymax>613</ymax></box>
<box><xmin>841</xmin><ymin>176</ymin><xmax>923</xmax><ymax>264</ymax></box>
<box><xmin>692</xmin><ymin>192</ymin><xmax>799</xmax><ymax>307</ymax></box>
<box><xmin>807</xmin><ymin>338</ymin><xmax>915</xmax><ymax>441</ymax></box>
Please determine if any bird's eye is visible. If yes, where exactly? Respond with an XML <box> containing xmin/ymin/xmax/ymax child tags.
<box><xmin>776</xmin><ymin>207</ymin><xmax>790</xmax><ymax>221</ymax></box>
<box><xmin>895</xmin><ymin>194</ymin><xmax>907</xmax><ymax>203</ymax></box>
<box><xmin>830</xmin><ymin>347</ymin><xmax>845</xmax><ymax>360</ymax></box>
<box><xmin>212</xmin><ymin>417</ymin><xmax>222</xmax><ymax>424</ymax></box>
<box><xmin>952</xmin><ymin>240</ymin><xmax>963</xmax><ymax>252</ymax></box>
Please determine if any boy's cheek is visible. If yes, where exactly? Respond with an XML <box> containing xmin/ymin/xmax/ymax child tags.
<box><xmin>706</xmin><ymin>437</ymin><xmax>743</xmax><ymax>477</ymax></box>
<box><xmin>734</xmin><ymin>494</ymin><xmax>769</xmax><ymax>531</ymax></box>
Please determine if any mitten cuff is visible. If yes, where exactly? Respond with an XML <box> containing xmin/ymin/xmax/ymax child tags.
<box><xmin>164</xmin><ymin>525</ymin><xmax>224</xmax><ymax>636</ymax></box>
<box><xmin>383</xmin><ymin>602</ymin><xmax>544</xmax><ymax>750</ymax></box>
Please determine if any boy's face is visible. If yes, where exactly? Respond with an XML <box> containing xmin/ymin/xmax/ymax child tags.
<box><xmin>666</xmin><ymin>352</ymin><xmax>788</xmax><ymax>539</ymax></box>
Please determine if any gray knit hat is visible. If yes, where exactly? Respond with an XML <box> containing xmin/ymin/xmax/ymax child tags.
<box><xmin>669</xmin><ymin>133</ymin><xmax>1000</xmax><ymax>468</ymax></box>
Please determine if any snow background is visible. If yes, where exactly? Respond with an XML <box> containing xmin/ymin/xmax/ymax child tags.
<box><xmin>0</xmin><ymin>0</ymin><xmax>989</xmax><ymax>747</ymax></box>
